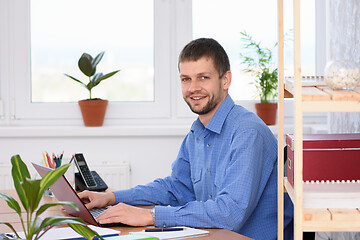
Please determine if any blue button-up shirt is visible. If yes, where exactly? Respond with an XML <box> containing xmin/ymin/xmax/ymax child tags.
<box><xmin>114</xmin><ymin>95</ymin><xmax>293</xmax><ymax>240</ymax></box>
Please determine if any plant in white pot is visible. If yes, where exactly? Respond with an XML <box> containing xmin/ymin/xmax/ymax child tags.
<box><xmin>65</xmin><ymin>51</ymin><xmax>120</xmax><ymax>127</ymax></box>
<box><xmin>239</xmin><ymin>31</ymin><xmax>278</xmax><ymax>125</ymax></box>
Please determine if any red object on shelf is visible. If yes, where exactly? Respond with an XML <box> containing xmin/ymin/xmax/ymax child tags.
<box><xmin>286</xmin><ymin>133</ymin><xmax>360</xmax><ymax>186</ymax></box>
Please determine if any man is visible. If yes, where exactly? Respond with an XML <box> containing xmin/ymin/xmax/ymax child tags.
<box><xmin>78</xmin><ymin>38</ymin><xmax>293</xmax><ymax>239</ymax></box>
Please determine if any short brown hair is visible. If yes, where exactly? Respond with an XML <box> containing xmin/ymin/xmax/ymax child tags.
<box><xmin>178</xmin><ymin>38</ymin><xmax>230</xmax><ymax>77</ymax></box>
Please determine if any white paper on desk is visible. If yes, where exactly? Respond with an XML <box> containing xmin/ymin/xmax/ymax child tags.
<box><xmin>13</xmin><ymin>225</ymin><xmax>120</xmax><ymax>240</ymax></box>
<box><xmin>130</xmin><ymin>227</ymin><xmax>209</xmax><ymax>240</ymax></box>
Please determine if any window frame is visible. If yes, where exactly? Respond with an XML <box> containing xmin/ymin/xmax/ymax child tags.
<box><xmin>5</xmin><ymin>0</ymin><xmax>173</xmax><ymax>125</ymax></box>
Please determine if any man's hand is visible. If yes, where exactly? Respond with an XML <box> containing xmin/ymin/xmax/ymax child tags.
<box><xmin>77</xmin><ymin>190</ymin><xmax>116</xmax><ymax>209</ymax></box>
<box><xmin>96</xmin><ymin>203</ymin><xmax>154</xmax><ymax>226</ymax></box>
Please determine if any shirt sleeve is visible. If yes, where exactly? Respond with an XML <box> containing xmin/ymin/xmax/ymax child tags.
<box><xmin>113</xmin><ymin>135</ymin><xmax>196</xmax><ymax>207</ymax></box>
<box><xmin>154</xmin><ymin>128</ymin><xmax>276</xmax><ymax>232</ymax></box>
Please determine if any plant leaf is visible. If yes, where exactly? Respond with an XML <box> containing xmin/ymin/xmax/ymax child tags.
<box><xmin>68</xmin><ymin>223</ymin><xmax>104</xmax><ymax>240</ymax></box>
<box><xmin>94</xmin><ymin>70</ymin><xmax>120</xmax><ymax>87</ymax></box>
<box><xmin>78</xmin><ymin>53</ymin><xmax>94</xmax><ymax>77</ymax></box>
<box><xmin>0</xmin><ymin>222</ymin><xmax>21</xmax><ymax>239</ymax></box>
<box><xmin>11</xmin><ymin>155</ymin><xmax>30</xmax><ymax>211</ymax></box>
<box><xmin>89</xmin><ymin>73</ymin><xmax>103</xmax><ymax>90</ymax></box>
<box><xmin>38</xmin><ymin>164</ymin><xmax>69</xmax><ymax>198</ymax></box>
<box><xmin>0</xmin><ymin>192</ymin><xmax>22</xmax><ymax>216</ymax></box>
<box><xmin>64</xmin><ymin>74</ymin><xmax>87</xmax><ymax>87</ymax></box>
<box><xmin>36</xmin><ymin>201</ymin><xmax>78</xmax><ymax>217</ymax></box>
<box><xmin>37</xmin><ymin>216</ymin><xmax>104</xmax><ymax>239</ymax></box>
<box><xmin>21</xmin><ymin>177</ymin><xmax>41</xmax><ymax>214</ymax></box>
<box><xmin>92</xmin><ymin>51</ymin><xmax>105</xmax><ymax>68</ymax></box>
<box><xmin>38</xmin><ymin>216</ymin><xmax>85</xmax><ymax>230</ymax></box>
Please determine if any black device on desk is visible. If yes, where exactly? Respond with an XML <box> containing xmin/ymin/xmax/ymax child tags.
<box><xmin>74</xmin><ymin>153</ymin><xmax>108</xmax><ymax>192</ymax></box>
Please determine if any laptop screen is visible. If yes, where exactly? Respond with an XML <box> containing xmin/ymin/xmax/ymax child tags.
<box><xmin>31</xmin><ymin>162</ymin><xmax>99</xmax><ymax>226</ymax></box>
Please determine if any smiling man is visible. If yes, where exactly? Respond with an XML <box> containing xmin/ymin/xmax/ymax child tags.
<box><xmin>78</xmin><ymin>38</ymin><xmax>294</xmax><ymax>240</ymax></box>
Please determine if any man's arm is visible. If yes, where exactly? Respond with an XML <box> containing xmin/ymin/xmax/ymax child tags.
<box><xmin>154</xmin><ymin>129</ymin><xmax>276</xmax><ymax>232</ymax></box>
<box><xmin>113</xmin><ymin>135</ymin><xmax>196</xmax><ymax>207</ymax></box>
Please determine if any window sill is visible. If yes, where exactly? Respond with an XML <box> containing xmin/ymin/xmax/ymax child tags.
<box><xmin>0</xmin><ymin>125</ymin><xmax>191</xmax><ymax>138</ymax></box>
<box><xmin>0</xmin><ymin>124</ymin><xmax>328</xmax><ymax>138</ymax></box>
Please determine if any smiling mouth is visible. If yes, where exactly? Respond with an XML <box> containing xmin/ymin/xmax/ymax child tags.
<box><xmin>191</xmin><ymin>96</ymin><xmax>206</xmax><ymax>101</ymax></box>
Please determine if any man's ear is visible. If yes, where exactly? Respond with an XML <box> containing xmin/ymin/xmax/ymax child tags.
<box><xmin>222</xmin><ymin>71</ymin><xmax>232</xmax><ymax>90</ymax></box>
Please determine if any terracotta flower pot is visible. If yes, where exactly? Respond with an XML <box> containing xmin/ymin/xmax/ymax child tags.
<box><xmin>255</xmin><ymin>103</ymin><xmax>278</xmax><ymax>125</ymax></box>
<box><xmin>78</xmin><ymin>99</ymin><xmax>108</xmax><ymax>127</ymax></box>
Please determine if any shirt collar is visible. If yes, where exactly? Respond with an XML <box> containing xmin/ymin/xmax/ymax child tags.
<box><xmin>190</xmin><ymin>95</ymin><xmax>235</xmax><ymax>135</ymax></box>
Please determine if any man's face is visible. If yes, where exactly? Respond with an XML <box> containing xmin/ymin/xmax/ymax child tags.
<box><xmin>179</xmin><ymin>57</ymin><xmax>230</xmax><ymax>118</ymax></box>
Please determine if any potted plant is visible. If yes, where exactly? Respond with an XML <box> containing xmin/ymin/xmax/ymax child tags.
<box><xmin>65</xmin><ymin>51</ymin><xmax>120</xmax><ymax>127</ymax></box>
<box><xmin>239</xmin><ymin>31</ymin><xmax>278</xmax><ymax>125</ymax></box>
<box><xmin>0</xmin><ymin>155</ymin><xmax>104</xmax><ymax>240</ymax></box>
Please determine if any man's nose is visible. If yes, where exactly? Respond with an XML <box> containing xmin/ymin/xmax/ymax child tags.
<box><xmin>188</xmin><ymin>79</ymin><xmax>201</xmax><ymax>92</ymax></box>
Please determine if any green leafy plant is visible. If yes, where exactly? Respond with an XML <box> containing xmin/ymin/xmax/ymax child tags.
<box><xmin>65</xmin><ymin>51</ymin><xmax>120</xmax><ymax>100</ymax></box>
<box><xmin>0</xmin><ymin>155</ymin><xmax>104</xmax><ymax>240</ymax></box>
<box><xmin>239</xmin><ymin>31</ymin><xmax>278</xmax><ymax>104</ymax></box>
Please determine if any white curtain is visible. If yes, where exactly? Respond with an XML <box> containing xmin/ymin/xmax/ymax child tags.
<box><xmin>327</xmin><ymin>0</ymin><xmax>360</xmax><ymax>134</ymax></box>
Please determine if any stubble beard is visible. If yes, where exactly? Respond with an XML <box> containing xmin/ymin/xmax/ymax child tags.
<box><xmin>184</xmin><ymin>95</ymin><xmax>220</xmax><ymax>115</ymax></box>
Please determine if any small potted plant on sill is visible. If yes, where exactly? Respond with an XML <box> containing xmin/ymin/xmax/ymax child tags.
<box><xmin>0</xmin><ymin>155</ymin><xmax>104</xmax><ymax>240</ymax></box>
<box><xmin>239</xmin><ymin>31</ymin><xmax>278</xmax><ymax>125</ymax></box>
<box><xmin>65</xmin><ymin>51</ymin><xmax>120</xmax><ymax>127</ymax></box>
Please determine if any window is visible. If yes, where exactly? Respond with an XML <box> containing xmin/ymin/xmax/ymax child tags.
<box><xmin>0</xmin><ymin>0</ymin><xmax>324</xmax><ymax>125</ymax></box>
<box><xmin>192</xmin><ymin>0</ymin><xmax>316</xmax><ymax>101</ymax></box>
<box><xmin>31</xmin><ymin>0</ymin><xmax>154</xmax><ymax>103</ymax></box>
<box><xmin>6</xmin><ymin>0</ymin><xmax>171</xmax><ymax>123</ymax></box>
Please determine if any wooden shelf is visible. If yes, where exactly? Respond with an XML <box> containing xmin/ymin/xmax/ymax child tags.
<box><xmin>284</xmin><ymin>85</ymin><xmax>360</xmax><ymax>112</ymax></box>
<box><xmin>284</xmin><ymin>178</ymin><xmax>360</xmax><ymax>232</ymax></box>
<box><xmin>303</xmin><ymin>208</ymin><xmax>360</xmax><ymax>232</ymax></box>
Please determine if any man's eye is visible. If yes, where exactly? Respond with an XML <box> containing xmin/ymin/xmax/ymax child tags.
<box><xmin>181</xmin><ymin>78</ymin><xmax>190</xmax><ymax>82</ymax></box>
<box><xmin>201</xmin><ymin>76</ymin><xmax>209</xmax><ymax>80</ymax></box>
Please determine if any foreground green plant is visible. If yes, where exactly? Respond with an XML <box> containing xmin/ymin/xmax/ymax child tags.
<box><xmin>0</xmin><ymin>155</ymin><xmax>104</xmax><ymax>240</ymax></box>
<box><xmin>64</xmin><ymin>51</ymin><xmax>120</xmax><ymax>100</ymax></box>
<box><xmin>239</xmin><ymin>31</ymin><xmax>278</xmax><ymax>104</ymax></box>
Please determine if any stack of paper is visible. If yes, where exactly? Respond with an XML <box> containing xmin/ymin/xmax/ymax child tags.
<box><xmin>104</xmin><ymin>234</ymin><xmax>159</xmax><ymax>240</ymax></box>
<box><xmin>11</xmin><ymin>225</ymin><xmax>120</xmax><ymax>240</ymax></box>
<box><xmin>302</xmin><ymin>181</ymin><xmax>360</xmax><ymax>208</ymax></box>
<box><xmin>129</xmin><ymin>227</ymin><xmax>209</xmax><ymax>240</ymax></box>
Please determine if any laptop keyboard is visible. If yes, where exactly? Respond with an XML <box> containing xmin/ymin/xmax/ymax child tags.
<box><xmin>89</xmin><ymin>207</ymin><xmax>107</xmax><ymax>218</ymax></box>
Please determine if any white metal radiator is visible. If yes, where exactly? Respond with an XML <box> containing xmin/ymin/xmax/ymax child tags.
<box><xmin>0</xmin><ymin>162</ymin><xmax>131</xmax><ymax>190</ymax></box>
<box><xmin>90</xmin><ymin>162</ymin><xmax>131</xmax><ymax>190</ymax></box>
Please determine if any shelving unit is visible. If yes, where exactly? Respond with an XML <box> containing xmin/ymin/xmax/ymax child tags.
<box><xmin>277</xmin><ymin>0</ymin><xmax>360</xmax><ymax>239</ymax></box>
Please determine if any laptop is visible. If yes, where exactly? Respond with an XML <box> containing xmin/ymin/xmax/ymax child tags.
<box><xmin>32</xmin><ymin>162</ymin><xmax>113</xmax><ymax>227</ymax></box>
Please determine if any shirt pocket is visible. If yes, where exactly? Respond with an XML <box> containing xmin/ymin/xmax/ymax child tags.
<box><xmin>214</xmin><ymin>174</ymin><xmax>223</xmax><ymax>190</ymax></box>
<box><xmin>191</xmin><ymin>168</ymin><xmax>204</xmax><ymax>197</ymax></box>
<box><xmin>191</xmin><ymin>168</ymin><xmax>202</xmax><ymax>184</ymax></box>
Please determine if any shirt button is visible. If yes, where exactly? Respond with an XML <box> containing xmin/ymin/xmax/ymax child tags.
<box><xmin>206</xmin><ymin>143</ymin><xmax>210</xmax><ymax>147</ymax></box>
<box><xmin>209</xmin><ymin>194</ymin><xmax>212</xmax><ymax>198</ymax></box>
<box><xmin>206</xmin><ymin>168</ymin><xmax>210</xmax><ymax>172</ymax></box>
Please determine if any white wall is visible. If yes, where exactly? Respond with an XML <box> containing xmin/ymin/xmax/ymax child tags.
<box><xmin>0</xmin><ymin>126</ymin><xmax>187</xmax><ymax>189</ymax></box>
<box><xmin>0</xmin><ymin>123</ymin><xmax>330</xmax><ymax>190</ymax></box>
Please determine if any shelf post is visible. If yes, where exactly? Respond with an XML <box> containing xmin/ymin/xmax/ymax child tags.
<box><xmin>277</xmin><ymin>0</ymin><xmax>285</xmax><ymax>239</ymax></box>
<box><xmin>293</xmin><ymin>0</ymin><xmax>303</xmax><ymax>239</ymax></box>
